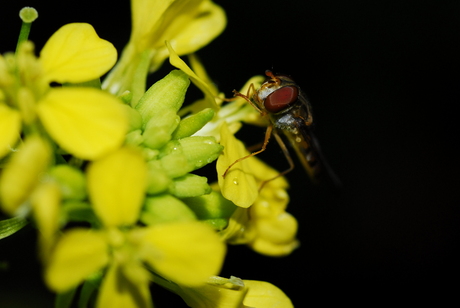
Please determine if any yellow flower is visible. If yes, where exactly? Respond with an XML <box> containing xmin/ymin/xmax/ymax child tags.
<box><xmin>103</xmin><ymin>0</ymin><xmax>226</xmax><ymax>102</ymax></box>
<box><xmin>154</xmin><ymin>275</ymin><xmax>293</xmax><ymax>308</ymax></box>
<box><xmin>219</xmin><ymin>149</ymin><xmax>299</xmax><ymax>256</ymax></box>
<box><xmin>0</xmin><ymin>135</ymin><xmax>61</xmax><ymax>259</ymax></box>
<box><xmin>164</xmin><ymin>48</ymin><xmax>298</xmax><ymax>255</ymax></box>
<box><xmin>0</xmin><ymin>23</ymin><xmax>127</xmax><ymax>161</ymax></box>
<box><xmin>45</xmin><ymin>147</ymin><xmax>226</xmax><ymax>307</ymax></box>
<box><xmin>0</xmin><ymin>135</ymin><xmax>52</xmax><ymax>215</ymax></box>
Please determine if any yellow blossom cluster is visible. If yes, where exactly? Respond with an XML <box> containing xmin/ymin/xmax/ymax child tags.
<box><xmin>0</xmin><ymin>1</ymin><xmax>297</xmax><ymax>307</ymax></box>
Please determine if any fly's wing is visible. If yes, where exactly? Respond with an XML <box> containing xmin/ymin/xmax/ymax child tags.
<box><xmin>284</xmin><ymin>118</ymin><xmax>342</xmax><ymax>188</ymax></box>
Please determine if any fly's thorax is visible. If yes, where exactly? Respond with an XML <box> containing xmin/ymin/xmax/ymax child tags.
<box><xmin>271</xmin><ymin>112</ymin><xmax>299</xmax><ymax>133</ymax></box>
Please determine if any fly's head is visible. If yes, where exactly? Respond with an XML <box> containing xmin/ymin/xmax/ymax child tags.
<box><xmin>256</xmin><ymin>70</ymin><xmax>300</xmax><ymax>115</ymax></box>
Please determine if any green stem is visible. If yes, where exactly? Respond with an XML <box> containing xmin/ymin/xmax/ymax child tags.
<box><xmin>16</xmin><ymin>22</ymin><xmax>32</xmax><ymax>53</ymax></box>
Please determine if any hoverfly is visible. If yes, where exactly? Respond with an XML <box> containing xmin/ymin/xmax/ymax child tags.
<box><xmin>223</xmin><ymin>70</ymin><xmax>340</xmax><ymax>188</ymax></box>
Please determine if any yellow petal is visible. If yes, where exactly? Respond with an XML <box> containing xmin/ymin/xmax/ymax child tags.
<box><xmin>96</xmin><ymin>262</ymin><xmax>152</xmax><ymax>308</ymax></box>
<box><xmin>243</xmin><ymin>280</ymin><xmax>293</xmax><ymax>308</ymax></box>
<box><xmin>151</xmin><ymin>0</ymin><xmax>226</xmax><ymax>71</ymax></box>
<box><xmin>30</xmin><ymin>181</ymin><xmax>61</xmax><ymax>260</ymax></box>
<box><xmin>37</xmin><ymin>87</ymin><xmax>127</xmax><ymax>160</ymax></box>
<box><xmin>0</xmin><ymin>136</ymin><xmax>51</xmax><ymax>215</ymax></box>
<box><xmin>40</xmin><ymin>23</ymin><xmax>117</xmax><ymax>83</ymax></box>
<box><xmin>250</xmin><ymin>212</ymin><xmax>300</xmax><ymax>257</ymax></box>
<box><xmin>216</xmin><ymin>123</ymin><xmax>258</xmax><ymax>208</ymax></box>
<box><xmin>171</xmin><ymin>276</ymin><xmax>248</xmax><ymax>308</ymax></box>
<box><xmin>45</xmin><ymin>228</ymin><xmax>109</xmax><ymax>292</ymax></box>
<box><xmin>130</xmin><ymin>0</ymin><xmax>175</xmax><ymax>50</ymax></box>
<box><xmin>167</xmin><ymin>41</ymin><xmax>219</xmax><ymax>110</ymax></box>
<box><xmin>87</xmin><ymin>147</ymin><xmax>147</xmax><ymax>227</ymax></box>
<box><xmin>250</xmin><ymin>236</ymin><xmax>300</xmax><ymax>257</ymax></box>
<box><xmin>139</xmin><ymin>222</ymin><xmax>226</xmax><ymax>286</ymax></box>
<box><xmin>219</xmin><ymin>207</ymin><xmax>255</xmax><ymax>245</ymax></box>
<box><xmin>165</xmin><ymin>1</ymin><xmax>226</xmax><ymax>56</ymax></box>
<box><xmin>0</xmin><ymin>104</ymin><xmax>20</xmax><ymax>158</ymax></box>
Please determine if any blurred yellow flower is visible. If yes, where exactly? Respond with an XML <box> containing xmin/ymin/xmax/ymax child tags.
<box><xmin>45</xmin><ymin>147</ymin><xmax>226</xmax><ymax>307</ymax></box>
<box><xmin>0</xmin><ymin>23</ymin><xmax>127</xmax><ymax>161</ymax></box>
<box><xmin>0</xmin><ymin>136</ymin><xmax>52</xmax><ymax>215</ymax></box>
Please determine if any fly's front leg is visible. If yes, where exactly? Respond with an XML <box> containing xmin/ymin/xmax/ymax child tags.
<box><xmin>223</xmin><ymin>125</ymin><xmax>273</xmax><ymax>178</ymax></box>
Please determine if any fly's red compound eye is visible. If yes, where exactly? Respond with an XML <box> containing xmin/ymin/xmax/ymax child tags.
<box><xmin>264</xmin><ymin>86</ymin><xmax>299</xmax><ymax>113</ymax></box>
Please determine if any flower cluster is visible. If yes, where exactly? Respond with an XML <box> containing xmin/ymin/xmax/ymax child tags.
<box><xmin>1</xmin><ymin>2</ymin><xmax>297</xmax><ymax>307</ymax></box>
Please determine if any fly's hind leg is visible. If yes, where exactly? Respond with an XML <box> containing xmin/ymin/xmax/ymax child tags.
<box><xmin>258</xmin><ymin>130</ymin><xmax>295</xmax><ymax>191</ymax></box>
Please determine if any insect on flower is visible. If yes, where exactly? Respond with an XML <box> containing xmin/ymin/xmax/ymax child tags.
<box><xmin>224</xmin><ymin>70</ymin><xmax>340</xmax><ymax>188</ymax></box>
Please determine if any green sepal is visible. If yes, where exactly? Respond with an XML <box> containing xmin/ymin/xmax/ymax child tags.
<box><xmin>172</xmin><ymin>108</ymin><xmax>215</xmax><ymax>139</ymax></box>
<box><xmin>61</xmin><ymin>201</ymin><xmax>101</xmax><ymax>228</ymax></box>
<box><xmin>48</xmin><ymin>165</ymin><xmax>86</xmax><ymax>201</ymax></box>
<box><xmin>168</xmin><ymin>174</ymin><xmax>211</xmax><ymax>198</ymax></box>
<box><xmin>78</xmin><ymin>272</ymin><xmax>102</xmax><ymax>308</ymax></box>
<box><xmin>0</xmin><ymin>216</ymin><xmax>28</xmax><ymax>240</ymax></box>
<box><xmin>140</xmin><ymin>194</ymin><xmax>197</xmax><ymax>226</ymax></box>
<box><xmin>135</xmin><ymin>70</ymin><xmax>189</xmax><ymax>128</ymax></box>
<box><xmin>63</xmin><ymin>78</ymin><xmax>101</xmax><ymax>89</ymax></box>
<box><xmin>55</xmin><ymin>287</ymin><xmax>77</xmax><ymax>308</ymax></box>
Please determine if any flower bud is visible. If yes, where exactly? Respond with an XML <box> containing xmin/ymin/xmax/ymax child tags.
<box><xmin>168</xmin><ymin>174</ymin><xmax>211</xmax><ymax>198</ymax></box>
<box><xmin>146</xmin><ymin>161</ymin><xmax>172</xmax><ymax>195</ymax></box>
<box><xmin>140</xmin><ymin>194</ymin><xmax>197</xmax><ymax>226</ymax></box>
<box><xmin>142</xmin><ymin>109</ymin><xmax>180</xmax><ymax>149</ymax></box>
<box><xmin>135</xmin><ymin>70</ymin><xmax>189</xmax><ymax>127</ymax></box>
<box><xmin>171</xmin><ymin>108</ymin><xmax>215</xmax><ymax>139</ymax></box>
<box><xmin>182</xmin><ymin>190</ymin><xmax>237</xmax><ymax>230</ymax></box>
<box><xmin>161</xmin><ymin>136</ymin><xmax>223</xmax><ymax>171</ymax></box>
<box><xmin>47</xmin><ymin>165</ymin><xmax>86</xmax><ymax>201</ymax></box>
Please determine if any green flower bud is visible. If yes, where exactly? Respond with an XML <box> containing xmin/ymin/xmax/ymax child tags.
<box><xmin>161</xmin><ymin>136</ymin><xmax>223</xmax><ymax>171</ymax></box>
<box><xmin>146</xmin><ymin>161</ymin><xmax>172</xmax><ymax>195</ymax></box>
<box><xmin>182</xmin><ymin>191</ymin><xmax>237</xmax><ymax>230</ymax></box>
<box><xmin>142</xmin><ymin>109</ymin><xmax>180</xmax><ymax>149</ymax></box>
<box><xmin>158</xmin><ymin>152</ymin><xmax>192</xmax><ymax>178</ymax></box>
<box><xmin>140</xmin><ymin>194</ymin><xmax>196</xmax><ymax>226</ymax></box>
<box><xmin>125</xmin><ymin>129</ymin><xmax>143</xmax><ymax>146</ymax></box>
<box><xmin>142</xmin><ymin>148</ymin><xmax>160</xmax><ymax>161</ymax></box>
<box><xmin>172</xmin><ymin>108</ymin><xmax>215</xmax><ymax>139</ymax></box>
<box><xmin>135</xmin><ymin>70</ymin><xmax>189</xmax><ymax>128</ymax></box>
<box><xmin>168</xmin><ymin>174</ymin><xmax>211</xmax><ymax>198</ymax></box>
<box><xmin>48</xmin><ymin>165</ymin><xmax>86</xmax><ymax>200</ymax></box>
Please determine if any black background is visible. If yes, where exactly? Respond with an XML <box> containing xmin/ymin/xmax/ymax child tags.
<box><xmin>1</xmin><ymin>0</ymin><xmax>459</xmax><ymax>306</ymax></box>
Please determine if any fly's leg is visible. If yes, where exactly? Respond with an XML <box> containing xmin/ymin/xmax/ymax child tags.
<box><xmin>233</xmin><ymin>83</ymin><xmax>266</xmax><ymax>116</ymax></box>
<box><xmin>258</xmin><ymin>130</ymin><xmax>295</xmax><ymax>191</ymax></box>
<box><xmin>223</xmin><ymin>125</ymin><xmax>273</xmax><ymax>178</ymax></box>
